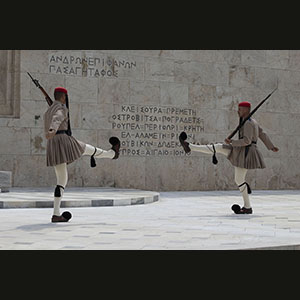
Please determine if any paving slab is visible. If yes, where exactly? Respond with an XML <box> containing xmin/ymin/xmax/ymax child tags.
<box><xmin>0</xmin><ymin>189</ymin><xmax>300</xmax><ymax>249</ymax></box>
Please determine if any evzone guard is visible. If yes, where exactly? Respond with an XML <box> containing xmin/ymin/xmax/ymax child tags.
<box><xmin>179</xmin><ymin>101</ymin><xmax>279</xmax><ymax>214</ymax></box>
<box><xmin>44</xmin><ymin>87</ymin><xmax>120</xmax><ymax>222</ymax></box>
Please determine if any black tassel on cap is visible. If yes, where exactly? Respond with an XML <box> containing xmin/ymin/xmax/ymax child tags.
<box><xmin>90</xmin><ymin>148</ymin><xmax>97</xmax><ymax>168</ymax></box>
<box><xmin>65</xmin><ymin>94</ymin><xmax>72</xmax><ymax>136</ymax></box>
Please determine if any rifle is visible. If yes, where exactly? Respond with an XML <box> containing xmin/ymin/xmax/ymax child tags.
<box><xmin>227</xmin><ymin>86</ymin><xmax>278</xmax><ymax>140</ymax></box>
<box><xmin>27</xmin><ymin>72</ymin><xmax>53</xmax><ymax>106</ymax></box>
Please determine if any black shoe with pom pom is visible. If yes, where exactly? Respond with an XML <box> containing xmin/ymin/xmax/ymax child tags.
<box><xmin>231</xmin><ymin>204</ymin><xmax>253</xmax><ymax>214</ymax></box>
<box><xmin>109</xmin><ymin>137</ymin><xmax>120</xmax><ymax>160</ymax></box>
<box><xmin>179</xmin><ymin>132</ymin><xmax>191</xmax><ymax>154</ymax></box>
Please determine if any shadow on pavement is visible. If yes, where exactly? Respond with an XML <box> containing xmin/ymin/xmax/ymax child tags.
<box><xmin>16</xmin><ymin>222</ymin><xmax>108</xmax><ymax>231</ymax></box>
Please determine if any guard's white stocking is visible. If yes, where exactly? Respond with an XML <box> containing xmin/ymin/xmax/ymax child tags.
<box><xmin>189</xmin><ymin>143</ymin><xmax>231</xmax><ymax>157</ymax></box>
<box><xmin>234</xmin><ymin>166</ymin><xmax>251</xmax><ymax>209</ymax></box>
<box><xmin>53</xmin><ymin>163</ymin><xmax>68</xmax><ymax>216</ymax></box>
<box><xmin>83</xmin><ymin>144</ymin><xmax>114</xmax><ymax>159</ymax></box>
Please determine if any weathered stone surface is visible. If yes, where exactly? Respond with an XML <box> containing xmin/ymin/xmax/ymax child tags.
<box><xmin>145</xmin><ymin>57</ymin><xmax>174</xmax><ymax>82</ymax></box>
<box><xmin>0</xmin><ymin>127</ymin><xmax>31</xmax><ymax>154</ymax></box>
<box><xmin>30</xmin><ymin>128</ymin><xmax>46</xmax><ymax>155</ymax></box>
<box><xmin>160</xmin><ymin>82</ymin><xmax>189</xmax><ymax>106</ymax></box>
<box><xmin>99</xmin><ymin>78</ymin><xmax>130</xmax><ymax>104</ymax></box>
<box><xmin>129</xmin><ymin>80</ymin><xmax>160</xmax><ymax>105</ymax></box>
<box><xmin>189</xmin><ymin>83</ymin><xmax>216</xmax><ymax>109</ymax></box>
<box><xmin>0</xmin><ymin>171</ymin><xmax>12</xmax><ymax>192</ymax></box>
<box><xmin>66</xmin><ymin>76</ymin><xmax>98</xmax><ymax>103</ymax></box>
<box><xmin>1</xmin><ymin>50</ymin><xmax>300</xmax><ymax>190</ymax></box>
<box><xmin>174</xmin><ymin>61</ymin><xmax>229</xmax><ymax>86</ymax></box>
<box><xmin>229</xmin><ymin>65</ymin><xmax>255</xmax><ymax>88</ymax></box>
<box><xmin>241</xmin><ymin>50</ymin><xmax>267</xmax><ymax>67</ymax></box>
<box><xmin>265</xmin><ymin>50</ymin><xmax>289</xmax><ymax>70</ymax></box>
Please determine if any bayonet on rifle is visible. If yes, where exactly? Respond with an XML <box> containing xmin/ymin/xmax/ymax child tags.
<box><xmin>27</xmin><ymin>72</ymin><xmax>53</xmax><ymax>106</ymax></box>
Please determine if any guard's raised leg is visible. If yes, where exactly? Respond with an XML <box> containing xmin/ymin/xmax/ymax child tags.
<box><xmin>84</xmin><ymin>137</ymin><xmax>120</xmax><ymax>168</ymax></box>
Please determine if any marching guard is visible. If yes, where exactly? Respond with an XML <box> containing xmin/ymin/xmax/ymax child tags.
<box><xmin>179</xmin><ymin>101</ymin><xmax>279</xmax><ymax>214</ymax></box>
<box><xmin>44</xmin><ymin>87</ymin><xmax>120</xmax><ymax>222</ymax></box>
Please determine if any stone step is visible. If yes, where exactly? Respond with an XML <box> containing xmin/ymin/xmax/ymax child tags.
<box><xmin>0</xmin><ymin>187</ymin><xmax>159</xmax><ymax>209</ymax></box>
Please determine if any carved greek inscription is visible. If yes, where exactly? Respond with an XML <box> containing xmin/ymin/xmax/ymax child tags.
<box><xmin>48</xmin><ymin>54</ymin><xmax>137</xmax><ymax>78</ymax></box>
<box><xmin>111</xmin><ymin>105</ymin><xmax>204</xmax><ymax>157</ymax></box>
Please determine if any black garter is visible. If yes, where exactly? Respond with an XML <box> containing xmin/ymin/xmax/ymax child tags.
<box><xmin>238</xmin><ymin>182</ymin><xmax>252</xmax><ymax>194</ymax></box>
<box><xmin>54</xmin><ymin>185</ymin><xmax>65</xmax><ymax>197</ymax></box>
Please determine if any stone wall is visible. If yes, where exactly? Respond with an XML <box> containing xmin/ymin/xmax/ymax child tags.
<box><xmin>0</xmin><ymin>50</ymin><xmax>300</xmax><ymax>191</ymax></box>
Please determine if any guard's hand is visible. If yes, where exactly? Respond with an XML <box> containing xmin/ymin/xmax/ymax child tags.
<box><xmin>271</xmin><ymin>147</ymin><xmax>279</xmax><ymax>152</ymax></box>
<box><xmin>224</xmin><ymin>138</ymin><xmax>232</xmax><ymax>144</ymax></box>
<box><xmin>46</xmin><ymin>129</ymin><xmax>56</xmax><ymax>140</ymax></box>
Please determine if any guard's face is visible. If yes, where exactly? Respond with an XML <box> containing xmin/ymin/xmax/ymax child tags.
<box><xmin>238</xmin><ymin>106</ymin><xmax>250</xmax><ymax>118</ymax></box>
<box><xmin>61</xmin><ymin>93</ymin><xmax>66</xmax><ymax>105</ymax></box>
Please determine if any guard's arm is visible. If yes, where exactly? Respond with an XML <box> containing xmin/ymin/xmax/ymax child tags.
<box><xmin>258</xmin><ymin>125</ymin><xmax>275</xmax><ymax>150</ymax></box>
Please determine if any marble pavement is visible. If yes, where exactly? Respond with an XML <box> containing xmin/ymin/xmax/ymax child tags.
<box><xmin>1</xmin><ymin>189</ymin><xmax>300</xmax><ymax>250</ymax></box>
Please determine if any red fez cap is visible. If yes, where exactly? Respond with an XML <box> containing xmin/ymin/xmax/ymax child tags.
<box><xmin>54</xmin><ymin>87</ymin><xmax>68</xmax><ymax>94</ymax></box>
<box><xmin>238</xmin><ymin>101</ymin><xmax>251</xmax><ymax>108</ymax></box>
